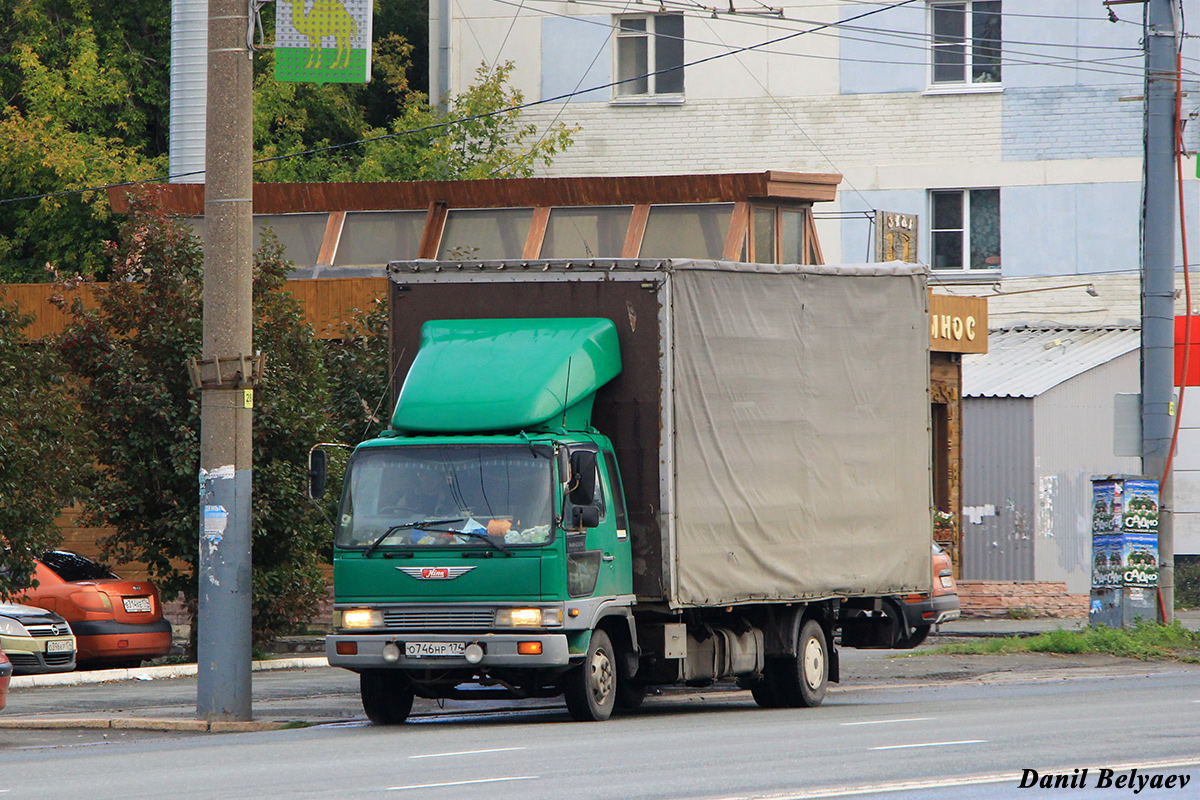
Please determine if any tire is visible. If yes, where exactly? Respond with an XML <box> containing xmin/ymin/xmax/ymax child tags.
<box><xmin>894</xmin><ymin>625</ymin><xmax>930</xmax><ymax>649</ymax></box>
<box><xmin>360</xmin><ymin>670</ymin><xmax>415</xmax><ymax>725</ymax></box>
<box><xmin>614</xmin><ymin>679</ymin><xmax>647</xmax><ymax>712</ymax></box>
<box><xmin>564</xmin><ymin>629</ymin><xmax>617</xmax><ymax>721</ymax></box>
<box><xmin>768</xmin><ymin>619</ymin><xmax>829</xmax><ymax>708</ymax></box>
<box><xmin>749</xmin><ymin>675</ymin><xmax>784</xmax><ymax>709</ymax></box>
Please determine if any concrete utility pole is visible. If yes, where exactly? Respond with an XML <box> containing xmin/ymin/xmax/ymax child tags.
<box><xmin>195</xmin><ymin>0</ymin><xmax>256</xmax><ymax>719</ymax></box>
<box><xmin>1143</xmin><ymin>0</ymin><xmax>1177</xmax><ymax>623</ymax></box>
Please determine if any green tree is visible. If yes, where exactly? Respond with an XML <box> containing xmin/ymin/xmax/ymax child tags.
<box><xmin>0</xmin><ymin>302</ymin><xmax>92</xmax><ymax>598</ymax></box>
<box><xmin>320</xmin><ymin>299</ymin><xmax>392</xmax><ymax>446</ymax></box>
<box><xmin>0</xmin><ymin>2</ymin><xmax>162</xmax><ymax>281</ymax></box>
<box><xmin>54</xmin><ymin>197</ymin><xmax>332</xmax><ymax>646</ymax></box>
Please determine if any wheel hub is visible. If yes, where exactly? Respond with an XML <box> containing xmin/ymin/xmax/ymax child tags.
<box><xmin>803</xmin><ymin>635</ymin><xmax>824</xmax><ymax>690</ymax></box>
<box><xmin>590</xmin><ymin>649</ymin><xmax>615</xmax><ymax>703</ymax></box>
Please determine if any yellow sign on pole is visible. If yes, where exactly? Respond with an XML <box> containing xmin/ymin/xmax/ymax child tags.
<box><xmin>275</xmin><ymin>0</ymin><xmax>372</xmax><ymax>84</ymax></box>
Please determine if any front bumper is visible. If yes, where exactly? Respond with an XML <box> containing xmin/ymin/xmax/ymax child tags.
<box><xmin>327</xmin><ymin>632</ymin><xmax>572</xmax><ymax>670</ymax></box>
<box><xmin>0</xmin><ymin>634</ymin><xmax>76</xmax><ymax>674</ymax></box>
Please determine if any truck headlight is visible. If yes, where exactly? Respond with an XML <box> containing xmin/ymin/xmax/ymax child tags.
<box><xmin>341</xmin><ymin>608</ymin><xmax>384</xmax><ymax>629</ymax></box>
<box><xmin>495</xmin><ymin>608</ymin><xmax>562</xmax><ymax>627</ymax></box>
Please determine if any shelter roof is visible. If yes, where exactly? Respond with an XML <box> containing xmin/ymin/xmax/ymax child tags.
<box><xmin>963</xmin><ymin>327</ymin><xmax>1139</xmax><ymax>398</ymax></box>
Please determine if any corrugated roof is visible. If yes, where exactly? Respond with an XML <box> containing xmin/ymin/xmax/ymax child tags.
<box><xmin>963</xmin><ymin>327</ymin><xmax>1140</xmax><ymax>398</ymax></box>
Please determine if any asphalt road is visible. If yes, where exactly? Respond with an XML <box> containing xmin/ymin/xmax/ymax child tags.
<box><xmin>1</xmin><ymin>651</ymin><xmax>1198</xmax><ymax>799</ymax></box>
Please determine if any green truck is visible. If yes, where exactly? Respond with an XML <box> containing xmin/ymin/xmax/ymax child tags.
<box><xmin>312</xmin><ymin>259</ymin><xmax>933</xmax><ymax>723</ymax></box>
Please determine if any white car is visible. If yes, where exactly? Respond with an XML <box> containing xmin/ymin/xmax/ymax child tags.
<box><xmin>0</xmin><ymin>602</ymin><xmax>76</xmax><ymax>674</ymax></box>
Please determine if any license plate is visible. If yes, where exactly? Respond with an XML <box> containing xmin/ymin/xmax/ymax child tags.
<box><xmin>404</xmin><ymin>641</ymin><xmax>466</xmax><ymax>658</ymax></box>
<box><xmin>123</xmin><ymin>597</ymin><xmax>152</xmax><ymax>613</ymax></box>
<box><xmin>940</xmin><ymin>576</ymin><xmax>955</xmax><ymax>589</ymax></box>
<box><xmin>46</xmin><ymin>640</ymin><xmax>73</xmax><ymax>653</ymax></box>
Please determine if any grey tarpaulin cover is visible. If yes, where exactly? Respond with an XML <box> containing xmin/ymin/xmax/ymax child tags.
<box><xmin>667</xmin><ymin>261</ymin><xmax>931</xmax><ymax>607</ymax></box>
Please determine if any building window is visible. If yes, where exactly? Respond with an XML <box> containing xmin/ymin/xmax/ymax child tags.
<box><xmin>615</xmin><ymin>15</ymin><xmax>684</xmax><ymax>98</ymax></box>
<box><xmin>930</xmin><ymin>1</ymin><xmax>1001</xmax><ymax>86</ymax></box>
<box><xmin>930</xmin><ymin>189</ymin><xmax>1000</xmax><ymax>271</ymax></box>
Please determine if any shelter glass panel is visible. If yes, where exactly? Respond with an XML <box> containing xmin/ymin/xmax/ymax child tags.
<box><xmin>253</xmin><ymin>213</ymin><xmax>327</xmax><ymax>267</ymax></box>
<box><xmin>335</xmin><ymin>211</ymin><xmax>425</xmax><ymax>266</ymax></box>
<box><xmin>541</xmin><ymin>206</ymin><xmax>634</xmax><ymax>259</ymax></box>
<box><xmin>640</xmin><ymin>204</ymin><xmax>733</xmax><ymax>260</ymax></box>
<box><xmin>438</xmin><ymin>208</ymin><xmax>535</xmax><ymax>260</ymax></box>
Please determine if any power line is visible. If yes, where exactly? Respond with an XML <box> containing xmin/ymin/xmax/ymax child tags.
<box><xmin>498</xmin><ymin>0</ymin><xmax>1157</xmax><ymax>81</ymax></box>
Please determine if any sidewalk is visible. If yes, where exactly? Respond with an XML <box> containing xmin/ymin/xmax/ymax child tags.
<box><xmin>2</xmin><ymin>611</ymin><xmax>1197</xmax><ymax>733</ymax></box>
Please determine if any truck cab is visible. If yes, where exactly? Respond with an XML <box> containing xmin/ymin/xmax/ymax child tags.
<box><xmin>320</xmin><ymin>319</ymin><xmax>639</xmax><ymax>722</ymax></box>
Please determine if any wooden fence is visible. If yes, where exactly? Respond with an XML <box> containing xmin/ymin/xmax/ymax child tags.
<box><xmin>0</xmin><ymin>277</ymin><xmax>387</xmax><ymax>340</ymax></box>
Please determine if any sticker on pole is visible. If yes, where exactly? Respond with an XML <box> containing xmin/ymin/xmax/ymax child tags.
<box><xmin>275</xmin><ymin>0</ymin><xmax>372</xmax><ymax>84</ymax></box>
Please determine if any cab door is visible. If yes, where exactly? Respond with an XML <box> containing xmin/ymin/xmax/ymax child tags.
<box><xmin>585</xmin><ymin>451</ymin><xmax>633</xmax><ymax>598</ymax></box>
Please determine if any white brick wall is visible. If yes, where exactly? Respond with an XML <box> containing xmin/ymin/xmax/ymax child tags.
<box><xmin>523</xmin><ymin>93</ymin><xmax>1003</xmax><ymax>180</ymax></box>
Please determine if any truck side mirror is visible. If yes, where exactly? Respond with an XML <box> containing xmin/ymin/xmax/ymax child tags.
<box><xmin>569</xmin><ymin>450</ymin><xmax>597</xmax><ymax>506</ymax></box>
<box><xmin>308</xmin><ymin>448</ymin><xmax>328</xmax><ymax>500</ymax></box>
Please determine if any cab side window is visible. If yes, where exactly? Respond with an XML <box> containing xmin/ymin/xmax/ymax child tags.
<box><xmin>603</xmin><ymin>451</ymin><xmax>628</xmax><ymax>539</ymax></box>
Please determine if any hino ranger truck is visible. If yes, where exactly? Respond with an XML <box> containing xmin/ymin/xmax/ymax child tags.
<box><xmin>311</xmin><ymin>258</ymin><xmax>933</xmax><ymax>723</ymax></box>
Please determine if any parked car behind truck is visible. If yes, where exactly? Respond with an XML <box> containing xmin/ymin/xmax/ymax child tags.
<box><xmin>0</xmin><ymin>602</ymin><xmax>76</xmax><ymax>674</ymax></box>
<box><xmin>313</xmin><ymin>259</ymin><xmax>934</xmax><ymax>723</ymax></box>
<box><xmin>16</xmin><ymin>551</ymin><xmax>172</xmax><ymax>668</ymax></box>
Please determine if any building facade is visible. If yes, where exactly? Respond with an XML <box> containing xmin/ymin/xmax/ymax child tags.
<box><xmin>432</xmin><ymin>1</ymin><xmax>1199</xmax><ymax>273</ymax></box>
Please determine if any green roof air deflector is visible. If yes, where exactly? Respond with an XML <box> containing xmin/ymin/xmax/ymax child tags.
<box><xmin>392</xmin><ymin>318</ymin><xmax>622</xmax><ymax>433</ymax></box>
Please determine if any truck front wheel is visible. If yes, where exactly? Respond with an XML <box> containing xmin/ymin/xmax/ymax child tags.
<box><xmin>361</xmin><ymin>670</ymin><xmax>415</xmax><ymax>724</ymax></box>
<box><xmin>564</xmin><ymin>629</ymin><xmax>616</xmax><ymax>721</ymax></box>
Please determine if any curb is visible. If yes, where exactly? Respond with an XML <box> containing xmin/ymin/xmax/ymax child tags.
<box><xmin>9</xmin><ymin>656</ymin><xmax>329</xmax><ymax>689</ymax></box>
<box><xmin>0</xmin><ymin>716</ymin><xmax>299</xmax><ymax>733</ymax></box>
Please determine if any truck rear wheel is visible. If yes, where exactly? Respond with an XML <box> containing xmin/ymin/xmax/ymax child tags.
<box><xmin>760</xmin><ymin>619</ymin><xmax>828</xmax><ymax>708</ymax></box>
<box><xmin>564</xmin><ymin>629</ymin><xmax>616</xmax><ymax>721</ymax></box>
<box><xmin>361</xmin><ymin>670</ymin><xmax>415</xmax><ymax>724</ymax></box>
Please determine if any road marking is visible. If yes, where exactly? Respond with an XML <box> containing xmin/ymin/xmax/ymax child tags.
<box><xmin>840</xmin><ymin>717</ymin><xmax>932</xmax><ymax>726</ymax></box>
<box><xmin>409</xmin><ymin>747</ymin><xmax>526</xmax><ymax>759</ymax></box>
<box><xmin>869</xmin><ymin>740</ymin><xmax>986</xmax><ymax>750</ymax></box>
<box><xmin>701</xmin><ymin>758</ymin><xmax>1200</xmax><ymax>800</ymax></box>
<box><xmin>387</xmin><ymin>776</ymin><xmax>538</xmax><ymax>791</ymax></box>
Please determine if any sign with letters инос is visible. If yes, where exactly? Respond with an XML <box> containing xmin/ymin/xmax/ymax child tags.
<box><xmin>275</xmin><ymin>0</ymin><xmax>372</xmax><ymax>84</ymax></box>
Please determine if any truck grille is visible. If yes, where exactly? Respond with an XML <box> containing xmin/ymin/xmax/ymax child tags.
<box><xmin>382</xmin><ymin>609</ymin><xmax>493</xmax><ymax>631</ymax></box>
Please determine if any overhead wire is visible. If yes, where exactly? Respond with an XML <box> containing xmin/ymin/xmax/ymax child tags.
<box><xmin>495</xmin><ymin>0</ymin><xmax>1158</xmax><ymax>80</ymax></box>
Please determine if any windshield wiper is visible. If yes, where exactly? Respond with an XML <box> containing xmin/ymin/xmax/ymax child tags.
<box><xmin>362</xmin><ymin>518</ymin><xmax>466</xmax><ymax>558</ymax></box>
<box><xmin>455</xmin><ymin>529</ymin><xmax>512</xmax><ymax>556</ymax></box>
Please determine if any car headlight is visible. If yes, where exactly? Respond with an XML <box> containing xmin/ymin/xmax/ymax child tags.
<box><xmin>495</xmin><ymin>608</ymin><xmax>562</xmax><ymax>628</ymax></box>
<box><xmin>340</xmin><ymin>608</ymin><xmax>384</xmax><ymax>629</ymax></box>
<box><xmin>0</xmin><ymin>616</ymin><xmax>28</xmax><ymax>637</ymax></box>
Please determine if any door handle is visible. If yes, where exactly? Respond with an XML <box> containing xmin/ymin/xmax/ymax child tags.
<box><xmin>602</xmin><ymin>554</ymin><xmax>615</xmax><ymax>562</ymax></box>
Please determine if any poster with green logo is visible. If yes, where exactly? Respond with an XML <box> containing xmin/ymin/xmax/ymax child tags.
<box><xmin>275</xmin><ymin>0</ymin><xmax>372</xmax><ymax>84</ymax></box>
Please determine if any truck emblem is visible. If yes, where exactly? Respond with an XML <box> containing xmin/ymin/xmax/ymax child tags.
<box><xmin>397</xmin><ymin>566</ymin><xmax>476</xmax><ymax>580</ymax></box>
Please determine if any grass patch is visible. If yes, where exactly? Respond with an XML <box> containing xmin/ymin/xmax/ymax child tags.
<box><xmin>925</xmin><ymin>621</ymin><xmax>1200</xmax><ymax>661</ymax></box>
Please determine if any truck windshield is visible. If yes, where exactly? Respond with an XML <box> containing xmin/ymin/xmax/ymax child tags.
<box><xmin>336</xmin><ymin>445</ymin><xmax>554</xmax><ymax>550</ymax></box>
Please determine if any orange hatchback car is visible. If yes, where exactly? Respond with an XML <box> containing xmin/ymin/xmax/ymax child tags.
<box><xmin>19</xmin><ymin>551</ymin><xmax>173</xmax><ymax>668</ymax></box>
